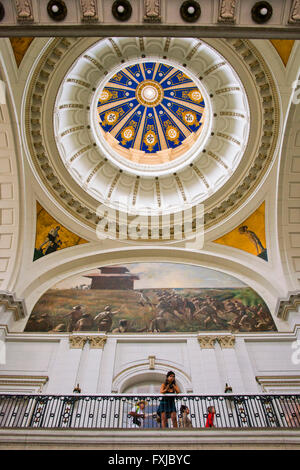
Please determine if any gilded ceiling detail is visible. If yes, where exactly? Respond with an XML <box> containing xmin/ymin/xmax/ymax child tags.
<box><xmin>96</xmin><ymin>61</ymin><xmax>205</xmax><ymax>162</ymax></box>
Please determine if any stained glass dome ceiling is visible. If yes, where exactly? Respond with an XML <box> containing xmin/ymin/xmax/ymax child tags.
<box><xmin>96</xmin><ymin>61</ymin><xmax>206</xmax><ymax>164</ymax></box>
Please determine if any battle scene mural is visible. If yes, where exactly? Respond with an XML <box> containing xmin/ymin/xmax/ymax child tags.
<box><xmin>25</xmin><ymin>263</ymin><xmax>277</xmax><ymax>333</ymax></box>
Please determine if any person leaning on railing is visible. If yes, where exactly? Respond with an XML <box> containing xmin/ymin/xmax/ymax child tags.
<box><xmin>159</xmin><ymin>371</ymin><xmax>180</xmax><ymax>428</ymax></box>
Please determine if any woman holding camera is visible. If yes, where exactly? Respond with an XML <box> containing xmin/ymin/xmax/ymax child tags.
<box><xmin>159</xmin><ymin>370</ymin><xmax>180</xmax><ymax>428</ymax></box>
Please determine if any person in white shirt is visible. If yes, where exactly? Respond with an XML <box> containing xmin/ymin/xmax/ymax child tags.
<box><xmin>129</xmin><ymin>400</ymin><xmax>147</xmax><ymax>428</ymax></box>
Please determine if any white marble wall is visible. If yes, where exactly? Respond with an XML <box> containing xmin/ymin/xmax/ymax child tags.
<box><xmin>0</xmin><ymin>318</ymin><xmax>299</xmax><ymax>395</ymax></box>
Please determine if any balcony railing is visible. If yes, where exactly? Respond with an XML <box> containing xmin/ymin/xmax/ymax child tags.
<box><xmin>0</xmin><ymin>394</ymin><xmax>300</xmax><ymax>429</ymax></box>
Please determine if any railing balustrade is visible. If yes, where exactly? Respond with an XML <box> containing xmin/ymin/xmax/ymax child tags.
<box><xmin>0</xmin><ymin>394</ymin><xmax>299</xmax><ymax>429</ymax></box>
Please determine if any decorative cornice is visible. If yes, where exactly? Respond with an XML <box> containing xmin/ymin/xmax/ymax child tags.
<box><xmin>256</xmin><ymin>375</ymin><xmax>300</xmax><ymax>392</ymax></box>
<box><xmin>69</xmin><ymin>335</ymin><xmax>107</xmax><ymax>349</ymax></box>
<box><xmin>197</xmin><ymin>335</ymin><xmax>235</xmax><ymax>349</ymax></box>
<box><xmin>277</xmin><ymin>293</ymin><xmax>300</xmax><ymax>320</ymax></box>
<box><xmin>0</xmin><ymin>291</ymin><xmax>26</xmax><ymax>320</ymax></box>
<box><xmin>0</xmin><ymin>375</ymin><xmax>48</xmax><ymax>392</ymax></box>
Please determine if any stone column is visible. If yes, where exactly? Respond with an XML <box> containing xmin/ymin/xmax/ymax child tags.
<box><xmin>234</xmin><ymin>337</ymin><xmax>259</xmax><ymax>393</ymax></box>
<box><xmin>216</xmin><ymin>336</ymin><xmax>245</xmax><ymax>393</ymax></box>
<box><xmin>82</xmin><ymin>336</ymin><xmax>107</xmax><ymax>393</ymax></box>
<box><xmin>197</xmin><ymin>336</ymin><xmax>223</xmax><ymax>394</ymax></box>
<box><xmin>46</xmin><ymin>337</ymin><xmax>82</xmax><ymax>394</ymax></box>
<box><xmin>187</xmin><ymin>337</ymin><xmax>206</xmax><ymax>393</ymax></box>
<box><xmin>97</xmin><ymin>337</ymin><xmax>117</xmax><ymax>393</ymax></box>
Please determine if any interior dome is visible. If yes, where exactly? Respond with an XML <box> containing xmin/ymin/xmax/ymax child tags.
<box><xmin>54</xmin><ymin>37</ymin><xmax>251</xmax><ymax>216</ymax></box>
<box><xmin>94</xmin><ymin>59</ymin><xmax>208</xmax><ymax>167</ymax></box>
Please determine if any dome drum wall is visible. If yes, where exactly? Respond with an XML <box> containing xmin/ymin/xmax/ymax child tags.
<box><xmin>24</xmin><ymin>36</ymin><xmax>279</xmax><ymax>240</ymax></box>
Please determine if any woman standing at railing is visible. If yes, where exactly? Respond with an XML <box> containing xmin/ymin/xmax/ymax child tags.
<box><xmin>159</xmin><ymin>371</ymin><xmax>180</xmax><ymax>428</ymax></box>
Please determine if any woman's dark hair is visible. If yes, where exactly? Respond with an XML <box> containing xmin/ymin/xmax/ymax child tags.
<box><xmin>164</xmin><ymin>370</ymin><xmax>176</xmax><ymax>385</ymax></box>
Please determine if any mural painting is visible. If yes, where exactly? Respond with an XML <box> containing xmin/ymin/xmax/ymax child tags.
<box><xmin>214</xmin><ymin>202</ymin><xmax>268</xmax><ymax>261</ymax></box>
<box><xmin>33</xmin><ymin>202</ymin><xmax>88</xmax><ymax>261</ymax></box>
<box><xmin>10</xmin><ymin>37</ymin><xmax>34</xmax><ymax>67</ymax></box>
<box><xmin>25</xmin><ymin>263</ymin><xmax>277</xmax><ymax>333</ymax></box>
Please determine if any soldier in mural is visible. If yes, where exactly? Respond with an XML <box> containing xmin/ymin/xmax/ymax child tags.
<box><xmin>137</xmin><ymin>290</ymin><xmax>154</xmax><ymax>310</ymax></box>
<box><xmin>94</xmin><ymin>305</ymin><xmax>121</xmax><ymax>332</ymax></box>
<box><xmin>25</xmin><ymin>313</ymin><xmax>53</xmax><ymax>332</ymax></box>
<box><xmin>64</xmin><ymin>305</ymin><xmax>85</xmax><ymax>332</ymax></box>
<box><xmin>112</xmin><ymin>319</ymin><xmax>129</xmax><ymax>333</ymax></box>
<box><xmin>73</xmin><ymin>313</ymin><xmax>94</xmax><ymax>331</ymax></box>
<box><xmin>34</xmin><ymin>225</ymin><xmax>62</xmax><ymax>260</ymax></box>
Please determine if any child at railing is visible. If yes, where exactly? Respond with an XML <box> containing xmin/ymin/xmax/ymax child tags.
<box><xmin>178</xmin><ymin>405</ymin><xmax>193</xmax><ymax>428</ymax></box>
<box><xmin>205</xmin><ymin>406</ymin><xmax>215</xmax><ymax>428</ymax></box>
<box><xmin>129</xmin><ymin>400</ymin><xmax>147</xmax><ymax>428</ymax></box>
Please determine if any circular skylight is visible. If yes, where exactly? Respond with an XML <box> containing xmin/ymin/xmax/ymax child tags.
<box><xmin>95</xmin><ymin>60</ymin><xmax>207</xmax><ymax>166</ymax></box>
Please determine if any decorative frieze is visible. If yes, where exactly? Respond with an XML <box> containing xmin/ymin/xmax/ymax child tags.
<box><xmin>69</xmin><ymin>336</ymin><xmax>87</xmax><ymax>349</ymax></box>
<box><xmin>66</xmin><ymin>78</ymin><xmax>90</xmax><ymax>89</ymax></box>
<box><xmin>69</xmin><ymin>335</ymin><xmax>107</xmax><ymax>349</ymax></box>
<box><xmin>218</xmin><ymin>335</ymin><xmax>235</xmax><ymax>348</ymax></box>
<box><xmin>192</xmin><ymin>166</ymin><xmax>210</xmax><ymax>189</ymax></box>
<box><xmin>83</xmin><ymin>55</ymin><xmax>103</xmax><ymax>71</ymax></box>
<box><xmin>217</xmin><ymin>132</ymin><xmax>241</xmax><ymax>146</ymax></box>
<box><xmin>218</xmin><ymin>0</ymin><xmax>237</xmax><ymax>23</ymax></box>
<box><xmin>69</xmin><ymin>145</ymin><xmax>93</xmax><ymax>164</ymax></box>
<box><xmin>80</xmin><ymin>0</ymin><xmax>98</xmax><ymax>22</ymax></box>
<box><xmin>289</xmin><ymin>0</ymin><xmax>300</xmax><ymax>23</ymax></box>
<box><xmin>204</xmin><ymin>62</ymin><xmax>226</xmax><ymax>76</ymax></box>
<box><xmin>144</xmin><ymin>0</ymin><xmax>161</xmax><ymax>23</ymax></box>
<box><xmin>89</xmin><ymin>336</ymin><xmax>107</xmax><ymax>349</ymax></box>
<box><xmin>174</xmin><ymin>175</ymin><xmax>187</xmax><ymax>202</ymax></box>
<box><xmin>108</xmin><ymin>38</ymin><xmax>122</xmax><ymax>58</ymax></box>
<box><xmin>207</xmin><ymin>150</ymin><xmax>228</xmax><ymax>170</ymax></box>
<box><xmin>198</xmin><ymin>336</ymin><xmax>218</xmax><ymax>349</ymax></box>
<box><xmin>15</xmin><ymin>0</ymin><xmax>33</xmax><ymax>23</ymax></box>
<box><xmin>198</xmin><ymin>335</ymin><xmax>236</xmax><ymax>349</ymax></box>
<box><xmin>86</xmin><ymin>161</ymin><xmax>105</xmax><ymax>184</ymax></box>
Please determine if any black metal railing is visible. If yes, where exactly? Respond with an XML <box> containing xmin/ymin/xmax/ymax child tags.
<box><xmin>0</xmin><ymin>394</ymin><xmax>300</xmax><ymax>429</ymax></box>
